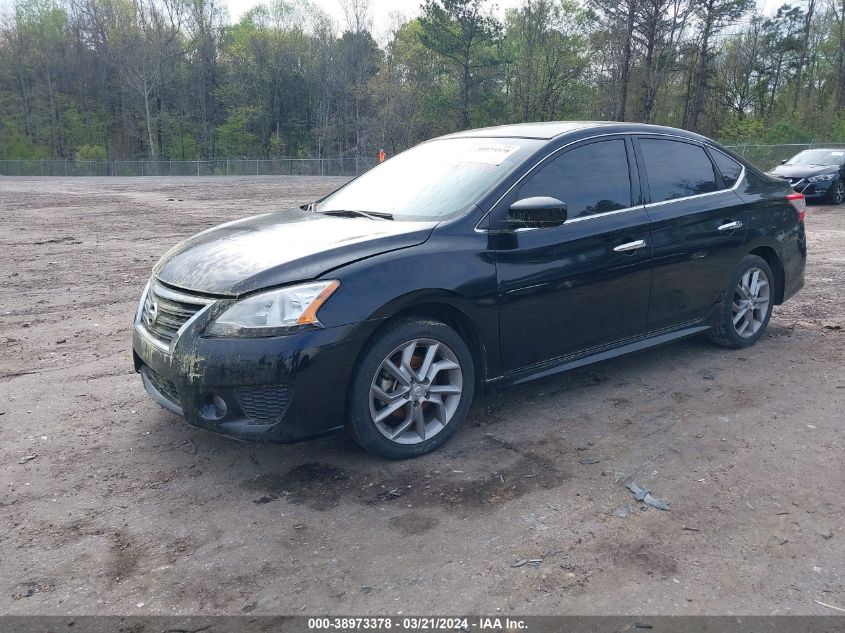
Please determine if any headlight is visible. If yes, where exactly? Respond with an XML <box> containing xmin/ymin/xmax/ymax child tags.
<box><xmin>135</xmin><ymin>280</ymin><xmax>151</xmax><ymax>324</ymax></box>
<box><xmin>808</xmin><ymin>173</ymin><xmax>836</xmax><ymax>182</ymax></box>
<box><xmin>206</xmin><ymin>280</ymin><xmax>340</xmax><ymax>337</ymax></box>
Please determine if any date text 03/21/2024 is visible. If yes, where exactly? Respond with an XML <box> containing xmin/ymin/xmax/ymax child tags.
<box><xmin>306</xmin><ymin>617</ymin><xmax>528</xmax><ymax>631</ymax></box>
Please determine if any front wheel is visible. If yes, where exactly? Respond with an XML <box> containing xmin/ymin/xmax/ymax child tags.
<box><xmin>707</xmin><ymin>254</ymin><xmax>774</xmax><ymax>349</ymax></box>
<box><xmin>347</xmin><ymin>317</ymin><xmax>475</xmax><ymax>459</ymax></box>
<box><xmin>825</xmin><ymin>179</ymin><xmax>844</xmax><ymax>205</ymax></box>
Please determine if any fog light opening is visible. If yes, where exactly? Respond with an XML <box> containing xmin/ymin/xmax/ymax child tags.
<box><xmin>199</xmin><ymin>393</ymin><xmax>228</xmax><ymax>421</ymax></box>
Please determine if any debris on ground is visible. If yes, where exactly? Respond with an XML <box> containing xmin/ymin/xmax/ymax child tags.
<box><xmin>814</xmin><ymin>599</ymin><xmax>845</xmax><ymax>613</ymax></box>
<box><xmin>18</xmin><ymin>454</ymin><xmax>37</xmax><ymax>465</ymax></box>
<box><xmin>626</xmin><ymin>481</ymin><xmax>670</xmax><ymax>511</ymax></box>
<box><xmin>579</xmin><ymin>456</ymin><xmax>601</xmax><ymax>465</ymax></box>
<box><xmin>376</xmin><ymin>488</ymin><xmax>404</xmax><ymax>502</ymax></box>
<box><xmin>614</xmin><ymin>504</ymin><xmax>636</xmax><ymax>518</ymax></box>
<box><xmin>511</xmin><ymin>559</ymin><xmax>527</xmax><ymax>568</ymax></box>
<box><xmin>814</xmin><ymin>526</ymin><xmax>834</xmax><ymax>540</ymax></box>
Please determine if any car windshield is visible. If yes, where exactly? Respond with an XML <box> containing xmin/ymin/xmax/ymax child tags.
<box><xmin>786</xmin><ymin>149</ymin><xmax>845</xmax><ymax>166</ymax></box>
<box><xmin>316</xmin><ymin>137</ymin><xmax>543</xmax><ymax>220</ymax></box>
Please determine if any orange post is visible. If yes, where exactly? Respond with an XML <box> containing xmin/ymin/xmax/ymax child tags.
<box><xmin>378</xmin><ymin>148</ymin><xmax>386</xmax><ymax>163</ymax></box>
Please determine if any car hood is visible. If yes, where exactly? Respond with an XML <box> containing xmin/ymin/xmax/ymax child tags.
<box><xmin>153</xmin><ymin>209</ymin><xmax>437</xmax><ymax>296</ymax></box>
<box><xmin>768</xmin><ymin>164</ymin><xmax>838</xmax><ymax>179</ymax></box>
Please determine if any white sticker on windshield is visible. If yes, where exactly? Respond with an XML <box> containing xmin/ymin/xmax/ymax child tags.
<box><xmin>459</xmin><ymin>144</ymin><xmax>520</xmax><ymax>166</ymax></box>
<box><xmin>831</xmin><ymin>151</ymin><xmax>844</xmax><ymax>156</ymax></box>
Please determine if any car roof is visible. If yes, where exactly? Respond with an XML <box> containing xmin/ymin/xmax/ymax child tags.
<box><xmin>438</xmin><ymin>121</ymin><xmax>710</xmax><ymax>142</ymax></box>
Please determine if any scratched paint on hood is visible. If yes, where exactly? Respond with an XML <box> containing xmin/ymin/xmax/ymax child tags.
<box><xmin>153</xmin><ymin>208</ymin><xmax>437</xmax><ymax>296</ymax></box>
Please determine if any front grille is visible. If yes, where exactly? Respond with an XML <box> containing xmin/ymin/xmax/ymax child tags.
<box><xmin>235</xmin><ymin>385</ymin><xmax>293</xmax><ymax>425</ymax></box>
<box><xmin>141</xmin><ymin>281</ymin><xmax>213</xmax><ymax>346</ymax></box>
<box><xmin>143</xmin><ymin>366</ymin><xmax>181</xmax><ymax>406</ymax></box>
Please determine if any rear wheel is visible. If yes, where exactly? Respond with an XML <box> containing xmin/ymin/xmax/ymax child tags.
<box><xmin>347</xmin><ymin>317</ymin><xmax>475</xmax><ymax>459</ymax></box>
<box><xmin>707</xmin><ymin>254</ymin><xmax>774</xmax><ymax>349</ymax></box>
<box><xmin>825</xmin><ymin>179</ymin><xmax>844</xmax><ymax>205</ymax></box>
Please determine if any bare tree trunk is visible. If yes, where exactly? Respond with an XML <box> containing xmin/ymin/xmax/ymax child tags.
<box><xmin>461</xmin><ymin>49</ymin><xmax>471</xmax><ymax>128</ymax></box>
<box><xmin>45</xmin><ymin>69</ymin><xmax>59</xmax><ymax>157</ymax></box>
<box><xmin>791</xmin><ymin>0</ymin><xmax>815</xmax><ymax>114</ymax></box>
<box><xmin>143</xmin><ymin>79</ymin><xmax>157</xmax><ymax>160</ymax></box>
<box><xmin>837</xmin><ymin>0</ymin><xmax>845</xmax><ymax>109</ymax></box>
<box><xmin>688</xmin><ymin>1</ymin><xmax>714</xmax><ymax>132</ymax></box>
<box><xmin>616</xmin><ymin>0</ymin><xmax>636</xmax><ymax>121</ymax></box>
<box><xmin>641</xmin><ymin>28</ymin><xmax>656</xmax><ymax>122</ymax></box>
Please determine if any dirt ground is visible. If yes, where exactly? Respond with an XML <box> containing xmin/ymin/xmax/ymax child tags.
<box><xmin>1</xmin><ymin>176</ymin><xmax>843</xmax><ymax>616</ymax></box>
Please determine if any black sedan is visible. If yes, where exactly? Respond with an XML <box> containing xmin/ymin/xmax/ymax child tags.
<box><xmin>133</xmin><ymin>122</ymin><xmax>806</xmax><ymax>458</ymax></box>
<box><xmin>767</xmin><ymin>148</ymin><xmax>845</xmax><ymax>204</ymax></box>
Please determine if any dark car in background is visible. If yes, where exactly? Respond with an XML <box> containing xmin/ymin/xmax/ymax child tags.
<box><xmin>767</xmin><ymin>148</ymin><xmax>845</xmax><ymax>204</ymax></box>
<box><xmin>133</xmin><ymin>122</ymin><xmax>807</xmax><ymax>459</ymax></box>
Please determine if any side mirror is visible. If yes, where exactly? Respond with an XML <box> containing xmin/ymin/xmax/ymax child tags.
<box><xmin>780</xmin><ymin>159</ymin><xmax>787</xmax><ymax>165</ymax></box>
<box><xmin>508</xmin><ymin>196</ymin><xmax>568</xmax><ymax>227</ymax></box>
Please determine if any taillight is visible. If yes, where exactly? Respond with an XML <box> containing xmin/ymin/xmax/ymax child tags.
<box><xmin>787</xmin><ymin>192</ymin><xmax>806</xmax><ymax>222</ymax></box>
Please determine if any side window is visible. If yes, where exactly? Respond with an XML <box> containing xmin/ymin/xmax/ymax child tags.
<box><xmin>710</xmin><ymin>149</ymin><xmax>743</xmax><ymax>188</ymax></box>
<box><xmin>639</xmin><ymin>139</ymin><xmax>718</xmax><ymax>202</ymax></box>
<box><xmin>518</xmin><ymin>139</ymin><xmax>632</xmax><ymax>219</ymax></box>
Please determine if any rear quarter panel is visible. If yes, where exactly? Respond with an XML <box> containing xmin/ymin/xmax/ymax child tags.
<box><xmin>737</xmin><ymin>172</ymin><xmax>807</xmax><ymax>302</ymax></box>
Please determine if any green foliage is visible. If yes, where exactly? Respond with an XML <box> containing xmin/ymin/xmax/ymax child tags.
<box><xmin>717</xmin><ymin>118</ymin><xmax>766</xmax><ymax>144</ymax></box>
<box><xmin>418</xmin><ymin>0</ymin><xmax>504</xmax><ymax>128</ymax></box>
<box><xmin>0</xmin><ymin>116</ymin><xmax>51</xmax><ymax>159</ymax></box>
<box><xmin>76</xmin><ymin>144</ymin><xmax>107</xmax><ymax>160</ymax></box>
<box><xmin>759</xmin><ymin>120</ymin><xmax>814</xmax><ymax>143</ymax></box>
<box><xmin>0</xmin><ymin>0</ymin><xmax>843</xmax><ymax>163</ymax></box>
<box><xmin>165</xmin><ymin>135</ymin><xmax>199</xmax><ymax>160</ymax></box>
<box><xmin>217</xmin><ymin>108</ymin><xmax>262</xmax><ymax>157</ymax></box>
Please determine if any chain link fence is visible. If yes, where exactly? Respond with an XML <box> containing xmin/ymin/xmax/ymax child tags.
<box><xmin>727</xmin><ymin>142</ymin><xmax>845</xmax><ymax>170</ymax></box>
<box><xmin>1</xmin><ymin>143</ymin><xmax>845</xmax><ymax>177</ymax></box>
<box><xmin>0</xmin><ymin>157</ymin><xmax>378</xmax><ymax>177</ymax></box>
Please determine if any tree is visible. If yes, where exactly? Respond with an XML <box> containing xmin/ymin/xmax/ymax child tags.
<box><xmin>112</xmin><ymin>0</ymin><xmax>184</xmax><ymax>159</ymax></box>
<box><xmin>418</xmin><ymin>0</ymin><xmax>503</xmax><ymax>128</ymax></box>
<box><xmin>2</xmin><ymin>0</ymin><xmax>845</xmax><ymax>164</ymax></box>
<box><xmin>685</xmin><ymin>0</ymin><xmax>754</xmax><ymax>131</ymax></box>
<box><xmin>634</xmin><ymin>0</ymin><xmax>693</xmax><ymax>122</ymax></box>
<box><xmin>504</xmin><ymin>0</ymin><xmax>588</xmax><ymax>121</ymax></box>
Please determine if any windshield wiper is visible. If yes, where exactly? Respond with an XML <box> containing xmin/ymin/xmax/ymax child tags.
<box><xmin>317</xmin><ymin>209</ymin><xmax>394</xmax><ymax>221</ymax></box>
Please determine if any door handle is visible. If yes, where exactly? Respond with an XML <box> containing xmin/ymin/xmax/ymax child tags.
<box><xmin>613</xmin><ymin>239</ymin><xmax>646</xmax><ymax>252</ymax></box>
<box><xmin>718</xmin><ymin>220</ymin><xmax>743</xmax><ymax>231</ymax></box>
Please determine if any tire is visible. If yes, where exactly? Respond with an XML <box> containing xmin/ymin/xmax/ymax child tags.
<box><xmin>707</xmin><ymin>254</ymin><xmax>775</xmax><ymax>349</ymax></box>
<box><xmin>824</xmin><ymin>179</ymin><xmax>844</xmax><ymax>205</ymax></box>
<box><xmin>346</xmin><ymin>317</ymin><xmax>475</xmax><ymax>459</ymax></box>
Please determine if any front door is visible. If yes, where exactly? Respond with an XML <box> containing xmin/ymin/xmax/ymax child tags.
<box><xmin>493</xmin><ymin>136</ymin><xmax>653</xmax><ymax>374</ymax></box>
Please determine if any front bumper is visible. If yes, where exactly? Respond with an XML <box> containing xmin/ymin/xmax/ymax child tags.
<box><xmin>789</xmin><ymin>178</ymin><xmax>835</xmax><ymax>199</ymax></box>
<box><xmin>132</xmin><ymin>296</ymin><xmax>380</xmax><ymax>443</ymax></box>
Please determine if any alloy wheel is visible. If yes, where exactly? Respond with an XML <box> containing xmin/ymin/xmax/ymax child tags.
<box><xmin>836</xmin><ymin>182</ymin><xmax>845</xmax><ymax>204</ymax></box>
<box><xmin>732</xmin><ymin>267</ymin><xmax>771</xmax><ymax>338</ymax></box>
<box><xmin>369</xmin><ymin>338</ymin><xmax>463</xmax><ymax>445</ymax></box>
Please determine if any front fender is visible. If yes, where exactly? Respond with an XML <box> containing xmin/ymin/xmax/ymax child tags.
<box><xmin>315</xmin><ymin>227</ymin><xmax>501</xmax><ymax>378</ymax></box>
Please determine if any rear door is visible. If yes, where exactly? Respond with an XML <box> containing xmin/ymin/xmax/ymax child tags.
<box><xmin>634</xmin><ymin>136</ymin><xmax>750</xmax><ymax>331</ymax></box>
<box><xmin>494</xmin><ymin>136</ymin><xmax>653</xmax><ymax>373</ymax></box>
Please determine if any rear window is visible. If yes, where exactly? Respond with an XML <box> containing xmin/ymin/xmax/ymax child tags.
<box><xmin>710</xmin><ymin>149</ymin><xmax>743</xmax><ymax>187</ymax></box>
<box><xmin>640</xmin><ymin>139</ymin><xmax>718</xmax><ymax>203</ymax></box>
